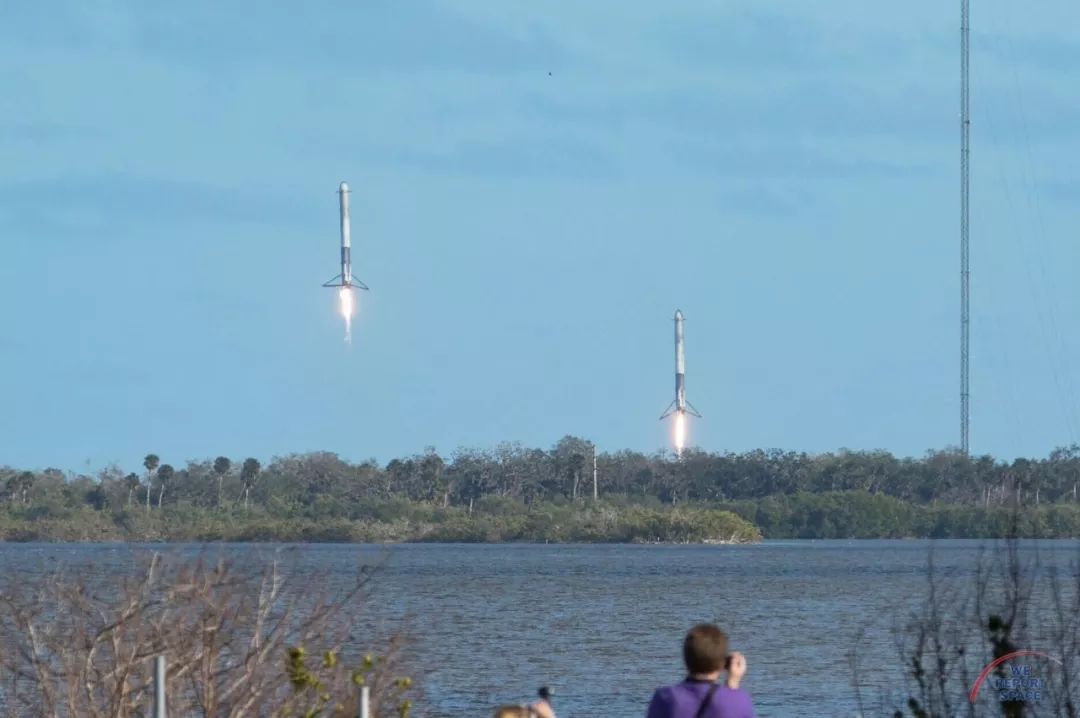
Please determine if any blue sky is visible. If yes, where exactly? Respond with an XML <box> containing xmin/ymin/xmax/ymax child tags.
<box><xmin>3</xmin><ymin>1</ymin><xmax>1080</xmax><ymax>473</ymax></box>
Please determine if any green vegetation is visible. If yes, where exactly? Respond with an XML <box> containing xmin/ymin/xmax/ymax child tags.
<box><xmin>0</xmin><ymin>500</ymin><xmax>761</xmax><ymax>544</ymax></box>
<box><xmin>719</xmin><ymin>491</ymin><xmax>1080</xmax><ymax>539</ymax></box>
<box><xmin>2</xmin><ymin>438</ymin><xmax>1079</xmax><ymax>541</ymax></box>
<box><xmin>285</xmin><ymin>648</ymin><xmax>414</xmax><ymax>718</ymax></box>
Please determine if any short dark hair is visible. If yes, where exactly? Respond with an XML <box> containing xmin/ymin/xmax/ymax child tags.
<box><xmin>683</xmin><ymin>624</ymin><xmax>728</xmax><ymax>674</ymax></box>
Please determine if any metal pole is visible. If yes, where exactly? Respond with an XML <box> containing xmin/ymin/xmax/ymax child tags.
<box><xmin>358</xmin><ymin>685</ymin><xmax>370</xmax><ymax>718</ymax></box>
<box><xmin>592</xmin><ymin>451</ymin><xmax>598</xmax><ymax>500</ymax></box>
<box><xmin>153</xmin><ymin>655</ymin><xmax>167</xmax><ymax>718</ymax></box>
<box><xmin>960</xmin><ymin>0</ymin><xmax>971</xmax><ymax>456</ymax></box>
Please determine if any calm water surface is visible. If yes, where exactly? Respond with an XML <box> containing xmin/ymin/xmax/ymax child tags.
<box><xmin>1</xmin><ymin>539</ymin><xmax>1077</xmax><ymax>717</ymax></box>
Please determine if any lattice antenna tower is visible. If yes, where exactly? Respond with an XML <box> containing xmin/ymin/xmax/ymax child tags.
<box><xmin>960</xmin><ymin>0</ymin><xmax>971</xmax><ymax>456</ymax></box>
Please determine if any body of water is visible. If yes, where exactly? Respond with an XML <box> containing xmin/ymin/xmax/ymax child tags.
<box><xmin>1</xmin><ymin>539</ymin><xmax>1077</xmax><ymax>717</ymax></box>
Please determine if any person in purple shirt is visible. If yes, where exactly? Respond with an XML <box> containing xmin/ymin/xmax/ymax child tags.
<box><xmin>646</xmin><ymin>623</ymin><xmax>756</xmax><ymax>718</ymax></box>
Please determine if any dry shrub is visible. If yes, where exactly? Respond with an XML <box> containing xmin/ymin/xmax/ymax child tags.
<box><xmin>852</xmin><ymin>534</ymin><xmax>1080</xmax><ymax>718</ymax></box>
<box><xmin>0</xmin><ymin>550</ymin><xmax>415</xmax><ymax>717</ymax></box>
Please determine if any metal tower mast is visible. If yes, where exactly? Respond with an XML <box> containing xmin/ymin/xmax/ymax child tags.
<box><xmin>960</xmin><ymin>0</ymin><xmax>971</xmax><ymax>456</ymax></box>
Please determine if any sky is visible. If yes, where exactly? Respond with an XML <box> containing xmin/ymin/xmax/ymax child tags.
<box><xmin>3</xmin><ymin>1</ymin><xmax>1080</xmax><ymax>473</ymax></box>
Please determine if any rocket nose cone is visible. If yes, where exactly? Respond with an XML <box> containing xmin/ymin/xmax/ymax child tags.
<box><xmin>339</xmin><ymin>181</ymin><xmax>349</xmax><ymax>193</ymax></box>
<box><xmin>675</xmin><ymin>310</ymin><xmax>684</xmax><ymax>320</ymax></box>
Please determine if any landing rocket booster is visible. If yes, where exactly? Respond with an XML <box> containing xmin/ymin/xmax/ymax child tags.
<box><xmin>323</xmin><ymin>181</ymin><xmax>369</xmax><ymax>291</ymax></box>
<box><xmin>660</xmin><ymin>309</ymin><xmax>701</xmax><ymax>420</ymax></box>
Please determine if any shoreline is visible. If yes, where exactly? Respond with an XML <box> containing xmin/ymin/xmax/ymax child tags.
<box><xmin>2</xmin><ymin>495</ymin><xmax>1078</xmax><ymax>543</ymax></box>
<box><xmin>0</xmin><ymin>535</ymin><xmax>764</xmax><ymax>546</ymax></box>
<box><xmin>1</xmin><ymin>535</ymin><xmax>1075</xmax><ymax>545</ymax></box>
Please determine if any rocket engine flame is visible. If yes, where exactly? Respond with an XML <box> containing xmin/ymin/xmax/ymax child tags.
<box><xmin>673</xmin><ymin>412</ymin><xmax>686</xmax><ymax>456</ymax></box>
<box><xmin>338</xmin><ymin>287</ymin><xmax>354</xmax><ymax>344</ymax></box>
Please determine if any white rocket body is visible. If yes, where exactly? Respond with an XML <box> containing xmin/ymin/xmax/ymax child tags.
<box><xmin>323</xmin><ymin>181</ymin><xmax>368</xmax><ymax>291</ymax></box>
<box><xmin>340</xmin><ymin>182</ymin><xmax>352</xmax><ymax>285</ymax></box>
<box><xmin>675</xmin><ymin>310</ymin><xmax>686</xmax><ymax>413</ymax></box>
<box><xmin>661</xmin><ymin>309</ymin><xmax>700</xmax><ymax>420</ymax></box>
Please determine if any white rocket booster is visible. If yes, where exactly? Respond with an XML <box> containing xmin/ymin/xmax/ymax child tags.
<box><xmin>323</xmin><ymin>181</ymin><xmax>369</xmax><ymax>291</ymax></box>
<box><xmin>660</xmin><ymin>309</ymin><xmax>701</xmax><ymax>420</ymax></box>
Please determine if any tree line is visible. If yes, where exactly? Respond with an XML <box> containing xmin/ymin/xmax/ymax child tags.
<box><xmin>3</xmin><ymin>438</ymin><xmax>1080</xmax><ymax>515</ymax></box>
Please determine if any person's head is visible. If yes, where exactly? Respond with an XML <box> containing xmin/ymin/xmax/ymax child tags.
<box><xmin>683</xmin><ymin>623</ymin><xmax>729</xmax><ymax>676</ymax></box>
<box><xmin>537</xmin><ymin>686</ymin><xmax>552</xmax><ymax>702</ymax></box>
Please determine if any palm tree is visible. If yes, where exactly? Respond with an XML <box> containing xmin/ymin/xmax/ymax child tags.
<box><xmin>124</xmin><ymin>473</ymin><xmax>140</xmax><ymax>508</ymax></box>
<box><xmin>240</xmin><ymin>458</ymin><xmax>261</xmax><ymax>512</ymax></box>
<box><xmin>420</xmin><ymin>449</ymin><xmax>447</xmax><ymax>506</ymax></box>
<box><xmin>213</xmin><ymin>457</ymin><xmax>231</xmax><ymax>509</ymax></box>
<box><xmin>17</xmin><ymin>472</ymin><xmax>33</xmax><ymax>505</ymax></box>
<box><xmin>5</xmin><ymin>473</ymin><xmax>32</xmax><ymax>505</ymax></box>
<box><xmin>143</xmin><ymin>454</ymin><xmax>159</xmax><ymax>511</ymax></box>
<box><xmin>569</xmin><ymin>453</ymin><xmax>586</xmax><ymax>501</ymax></box>
<box><xmin>156</xmin><ymin>464</ymin><xmax>174</xmax><ymax>509</ymax></box>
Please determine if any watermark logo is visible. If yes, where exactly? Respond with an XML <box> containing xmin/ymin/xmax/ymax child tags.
<box><xmin>968</xmin><ymin>650</ymin><xmax>1062</xmax><ymax>705</ymax></box>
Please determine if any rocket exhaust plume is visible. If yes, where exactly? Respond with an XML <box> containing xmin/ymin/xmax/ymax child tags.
<box><xmin>323</xmin><ymin>181</ymin><xmax>369</xmax><ymax>343</ymax></box>
<box><xmin>339</xmin><ymin>287</ymin><xmax>354</xmax><ymax>344</ymax></box>
<box><xmin>674</xmin><ymin>413</ymin><xmax>687</xmax><ymax>455</ymax></box>
<box><xmin>660</xmin><ymin>309</ymin><xmax>701</xmax><ymax>456</ymax></box>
